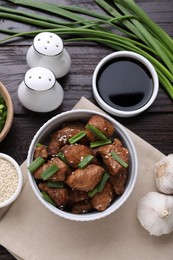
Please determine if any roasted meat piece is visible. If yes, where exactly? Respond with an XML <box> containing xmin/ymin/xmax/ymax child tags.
<box><xmin>91</xmin><ymin>182</ymin><xmax>114</xmax><ymax>211</ymax></box>
<box><xmin>95</xmin><ymin>138</ymin><xmax>129</xmax><ymax>176</ymax></box>
<box><xmin>72</xmin><ymin>200</ymin><xmax>94</xmax><ymax>214</ymax></box>
<box><xmin>33</xmin><ymin>157</ymin><xmax>69</xmax><ymax>181</ymax></box>
<box><xmin>39</xmin><ymin>183</ymin><xmax>69</xmax><ymax>208</ymax></box>
<box><xmin>66</xmin><ymin>164</ymin><xmax>105</xmax><ymax>191</ymax></box>
<box><xmin>34</xmin><ymin>145</ymin><xmax>48</xmax><ymax>159</ymax></box>
<box><xmin>86</xmin><ymin>115</ymin><xmax>114</xmax><ymax>142</ymax></box>
<box><xmin>61</xmin><ymin>144</ymin><xmax>95</xmax><ymax>169</ymax></box>
<box><xmin>110</xmin><ymin>173</ymin><xmax>127</xmax><ymax>195</ymax></box>
<box><xmin>48</xmin><ymin>122</ymin><xmax>87</xmax><ymax>155</ymax></box>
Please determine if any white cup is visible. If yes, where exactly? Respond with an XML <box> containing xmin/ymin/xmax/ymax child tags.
<box><xmin>18</xmin><ymin>67</ymin><xmax>64</xmax><ymax>112</ymax></box>
<box><xmin>26</xmin><ymin>32</ymin><xmax>71</xmax><ymax>78</ymax></box>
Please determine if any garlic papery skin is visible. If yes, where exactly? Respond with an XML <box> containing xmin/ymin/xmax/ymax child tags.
<box><xmin>154</xmin><ymin>154</ymin><xmax>173</xmax><ymax>194</ymax></box>
<box><xmin>137</xmin><ymin>192</ymin><xmax>173</xmax><ymax>236</ymax></box>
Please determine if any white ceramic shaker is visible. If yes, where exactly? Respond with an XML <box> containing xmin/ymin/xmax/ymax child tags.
<box><xmin>26</xmin><ymin>32</ymin><xmax>71</xmax><ymax>78</ymax></box>
<box><xmin>18</xmin><ymin>67</ymin><xmax>64</xmax><ymax>112</ymax></box>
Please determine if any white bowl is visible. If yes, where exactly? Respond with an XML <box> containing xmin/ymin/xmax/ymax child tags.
<box><xmin>92</xmin><ymin>51</ymin><xmax>159</xmax><ymax>117</ymax></box>
<box><xmin>0</xmin><ymin>153</ymin><xmax>23</xmax><ymax>208</ymax></box>
<box><xmin>27</xmin><ymin>110</ymin><xmax>138</xmax><ymax>221</ymax></box>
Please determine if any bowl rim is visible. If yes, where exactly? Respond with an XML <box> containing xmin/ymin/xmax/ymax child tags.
<box><xmin>0</xmin><ymin>153</ymin><xmax>23</xmax><ymax>208</ymax></box>
<box><xmin>92</xmin><ymin>51</ymin><xmax>159</xmax><ymax>117</ymax></box>
<box><xmin>0</xmin><ymin>82</ymin><xmax>13</xmax><ymax>142</ymax></box>
<box><xmin>27</xmin><ymin>109</ymin><xmax>138</xmax><ymax>221</ymax></box>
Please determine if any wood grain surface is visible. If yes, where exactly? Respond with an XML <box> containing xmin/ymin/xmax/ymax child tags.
<box><xmin>0</xmin><ymin>0</ymin><xmax>173</xmax><ymax>259</ymax></box>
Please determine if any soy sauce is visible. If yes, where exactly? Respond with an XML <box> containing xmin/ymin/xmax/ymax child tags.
<box><xmin>97</xmin><ymin>57</ymin><xmax>153</xmax><ymax>111</ymax></box>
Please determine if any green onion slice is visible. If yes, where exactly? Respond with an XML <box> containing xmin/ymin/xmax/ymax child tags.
<box><xmin>110</xmin><ymin>151</ymin><xmax>128</xmax><ymax>168</ymax></box>
<box><xmin>41</xmin><ymin>191</ymin><xmax>57</xmax><ymax>207</ymax></box>
<box><xmin>88</xmin><ymin>172</ymin><xmax>109</xmax><ymax>197</ymax></box>
<box><xmin>78</xmin><ymin>154</ymin><xmax>94</xmax><ymax>168</ymax></box>
<box><xmin>97</xmin><ymin>172</ymin><xmax>109</xmax><ymax>192</ymax></box>
<box><xmin>41</xmin><ymin>164</ymin><xmax>59</xmax><ymax>180</ymax></box>
<box><xmin>27</xmin><ymin>156</ymin><xmax>45</xmax><ymax>173</ymax></box>
<box><xmin>57</xmin><ymin>151</ymin><xmax>68</xmax><ymax>164</ymax></box>
<box><xmin>68</xmin><ymin>130</ymin><xmax>86</xmax><ymax>144</ymax></box>
<box><xmin>86</xmin><ymin>124</ymin><xmax>108</xmax><ymax>141</ymax></box>
<box><xmin>90</xmin><ymin>139</ymin><xmax>112</xmax><ymax>148</ymax></box>
<box><xmin>47</xmin><ymin>180</ymin><xmax>64</xmax><ymax>188</ymax></box>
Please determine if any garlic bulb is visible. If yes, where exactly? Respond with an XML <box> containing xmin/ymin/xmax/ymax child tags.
<box><xmin>154</xmin><ymin>154</ymin><xmax>173</xmax><ymax>194</ymax></box>
<box><xmin>137</xmin><ymin>192</ymin><xmax>173</xmax><ymax>236</ymax></box>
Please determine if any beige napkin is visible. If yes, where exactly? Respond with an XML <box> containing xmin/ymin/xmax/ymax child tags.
<box><xmin>0</xmin><ymin>97</ymin><xmax>173</xmax><ymax>260</ymax></box>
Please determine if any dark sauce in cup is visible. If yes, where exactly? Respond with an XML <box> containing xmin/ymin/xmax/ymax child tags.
<box><xmin>96</xmin><ymin>57</ymin><xmax>153</xmax><ymax>111</ymax></box>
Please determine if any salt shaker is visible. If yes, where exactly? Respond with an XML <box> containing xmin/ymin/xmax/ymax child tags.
<box><xmin>26</xmin><ymin>32</ymin><xmax>71</xmax><ymax>78</ymax></box>
<box><xmin>18</xmin><ymin>67</ymin><xmax>64</xmax><ymax>112</ymax></box>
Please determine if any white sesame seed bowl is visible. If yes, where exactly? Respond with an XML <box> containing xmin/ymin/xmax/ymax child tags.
<box><xmin>0</xmin><ymin>153</ymin><xmax>23</xmax><ymax>208</ymax></box>
<box><xmin>27</xmin><ymin>110</ymin><xmax>138</xmax><ymax>221</ymax></box>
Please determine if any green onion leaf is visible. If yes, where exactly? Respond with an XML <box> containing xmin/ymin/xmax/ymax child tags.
<box><xmin>68</xmin><ymin>130</ymin><xmax>86</xmax><ymax>144</ymax></box>
<box><xmin>97</xmin><ymin>172</ymin><xmax>109</xmax><ymax>192</ymax></box>
<box><xmin>41</xmin><ymin>191</ymin><xmax>57</xmax><ymax>207</ymax></box>
<box><xmin>27</xmin><ymin>156</ymin><xmax>45</xmax><ymax>173</ymax></box>
<box><xmin>78</xmin><ymin>154</ymin><xmax>94</xmax><ymax>169</ymax></box>
<box><xmin>57</xmin><ymin>151</ymin><xmax>68</xmax><ymax>164</ymax></box>
<box><xmin>86</xmin><ymin>124</ymin><xmax>108</xmax><ymax>141</ymax></box>
<box><xmin>90</xmin><ymin>139</ymin><xmax>112</xmax><ymax>148</ymax></box>
<box><xmin>88</xmin><ymin>187</ymin><xmax>99</xmax><ymax>198</ymax></box>
<box><xmin>47</xmin><ymin>180</ymin><xmax>64</xmax><ymax>188</ymax></box>
<box><xmin>110</xmin><ymin>151</ymin><xmax>128</xmax><ymax>168</ymax></box>
<box><xmin>41</xmin><ymin>164</ymin><xmax>59</xmax><ymax>180</ymax></box>
<box><xmin>88</xmin><ymin>172</ymin><xmax>109</xmax><ymax>197</ymax></box>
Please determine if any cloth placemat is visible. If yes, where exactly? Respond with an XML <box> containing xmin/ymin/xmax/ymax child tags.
<box><xmin>0</xmin><ymin>97</ymin><xmax>173</xmax><ymax>260</ymax></box>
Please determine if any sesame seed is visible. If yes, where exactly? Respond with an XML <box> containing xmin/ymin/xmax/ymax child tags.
<box><xmin>0</xmin><ymin>158</ymin><xmax>18</xmax><ymax>203</ymax></box>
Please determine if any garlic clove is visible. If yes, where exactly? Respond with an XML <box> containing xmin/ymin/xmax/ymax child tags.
<box><xmin>154</xmin><ymin>154</ymin><xmax>173</xmax><ymax>194</ymax></box>
<box><xmin>137</xmin><ymin>191</ymin><xmax>173</xmax><ymax>236</ymax></box>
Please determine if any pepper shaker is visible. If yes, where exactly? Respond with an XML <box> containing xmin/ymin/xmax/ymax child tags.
<box><xmin>18</xmin><ymin>67</ymin><xmax>64</xmax><ymax>112</ymax></box>
<box><xmin>26</xmin><ymin>32</ymin><xmax>71</xmax><ymax>78</ymax></box>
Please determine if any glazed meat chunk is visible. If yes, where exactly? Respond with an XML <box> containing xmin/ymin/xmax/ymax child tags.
<box><xmin>66</xmin><ymin>164</ymin><xmax>105</xmax><ymax>191</ymax></box>
<box><xmin>39</xmin><ymin>183</ymin><xmax>69</xmax><ymax>208</ymax></box>
<box><xmin>33</xmin><ymin>157</ymin><xmax>69</xmax><ymax>181</ymax></box>
<box><xmin>34</xmin><ymin>145</ymin><xmax>48</xmax><ymax>159</ymax></box>
<box><xmin>95</xmin><ymin>138</ymin><xmax>129</xmax><ymax>176</ymax></box>
<box><xmin>91</xmin><ymin>182</ymin><xmax>114</xmax><ymax>211</ymax></box>
<box><xmin>61</xmin><ymin>144</ymin><xmax>95</xmax><ymax>169</ymax></box>
<box><xmin>48</xmin><ymin>122</ymin><xmax>87</xmax><ymax>155</ymax></box>
<box><xmin>72</xmin><ymin>200</ymin><xmax>94</xmax><ymax>214</ymax></box>
<box><xmin>110</xmin><ymin>173</ymin><xmax>127</xmax><ymax>195</ymax></box>
<box><xmin>86</xmin><ymin>115</ymin><xmax>114</xmax><ymax>142</ymax></box>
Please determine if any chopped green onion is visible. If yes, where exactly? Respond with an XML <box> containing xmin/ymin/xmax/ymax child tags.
<box><xmin>97</xmin><ymin>172</ymin><xmax>109</xmax><ymax>192</ymax></box>
<box><xmin>41</xmin><ymin>164</ymin><xmax>59</xmax><ymax>180</ymax></box>
<box><xmin>88</xmin><ymin>172</ymin><xmax>109</xmax><ymax>197</ymax></box>
<box><xmin>110</xmin><ymin>151</ymin><xmax>128</xmax><ymax>168</ymax></box>
<box><xmin>27</xmin><ymin>156</ymin><xmax>45</xmax><ymax>173</ymax></box>
<box><xmin>0</xmin><ymin>95</ymin><xmax>7</xmax><ymax>132</ymax></box>
<box><xmin>90</xmin><ymin>139</ymin><xmax>112</xmax><ymax>148</ymax></box>
<box><xmin>47</xmin><ymin>180</ymin><xmax>64</xmax><ymax>188</ymax></box>
<box><xmin>57</xmin><ymin>151</ymin><xmax>68</xmax><ymax>164</ymax></box>
<box><xmin>88</xmin><ymin>187</ymin><xmax>99</xmax><ymax>198</ymax></box>
<box><xmin>86</xmin><ymin>124</ymin><xmax>108</xmax><ymax>141</ymax></box>
<box><xmin>78</xmin><ymin>154</ymin><xmax>94</xmax><ymax>168</ymax></box>
<box><xmin>68</xmin><ymin>130</ymin><xmax>86</xmax><ymax>144</ymax></box>
<box><xmin>41</xmin><ymin>191</ymin><xmax>57</xmax><ymax>207</ymax></box>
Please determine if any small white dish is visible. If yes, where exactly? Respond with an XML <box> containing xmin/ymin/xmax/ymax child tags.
<box><xmin>27</xmin><ymin>109</ymin><xmax>138</xmax><ymax>221</ymax></box>
<box><xmin>92</xmin><ymin>51</ymin><xmax>159</xmax><ymax>117</ymax></box>
<box><xmin>18</xmin><ymin>67</ymin><xmax>64</xmax><ymax>112</ymax></box>
<box><xmin>26</xmin><ymin>32</ymin><xmax>71</xmax><ymax>78</ymax></box>
<box><xmin>0</xmin><ymin>153</ymin><xmax>23</xmax><ymax>208</ymax></box>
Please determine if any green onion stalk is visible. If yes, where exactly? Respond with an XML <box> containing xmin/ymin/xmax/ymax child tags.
<box><xmin>0</xmin><ymin>0</ymin><xmax>173</xmax><ymax>100</ymax></box>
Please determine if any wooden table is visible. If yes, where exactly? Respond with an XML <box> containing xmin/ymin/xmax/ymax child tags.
<box><xmin>0</xmin><ymin>0</ymin><xmax>173</xmax><ymax>259</ymax></box>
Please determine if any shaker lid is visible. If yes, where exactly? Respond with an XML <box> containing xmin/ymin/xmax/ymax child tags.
<box><xmin>33</xmin><ymin>32</ymin><xmax>63</xmax><ymax>56</ymax></box>
<box><xmin>24</xmin><ymin>67</ymin><xmax>55</xmax><ymax>91</ymax></box>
